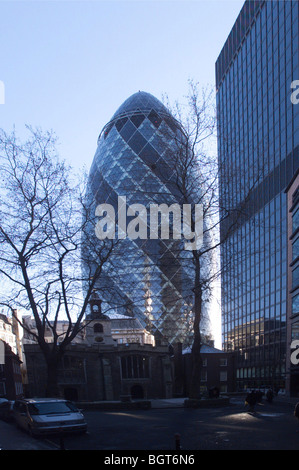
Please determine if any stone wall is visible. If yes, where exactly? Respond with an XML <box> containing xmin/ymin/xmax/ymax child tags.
<box><xmin>24</xmin><ymin>342</ymin><xmax>173</xmax><ymax>401</ymax></box>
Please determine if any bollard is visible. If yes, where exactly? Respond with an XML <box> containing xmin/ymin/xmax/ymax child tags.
<box><xmin>59</xmin><ymin>428</ymin><xmax>65</xmax><ymax>450</ymax></box>
<box><xmin>175</xmin><ymin>433</ymin><xmax>181</xmax><ymax>450</ymax></box>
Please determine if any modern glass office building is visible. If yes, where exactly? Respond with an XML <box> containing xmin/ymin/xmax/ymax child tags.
<box><xmin>216</xmin><ymin>0</ymin><xmax>299</xmax><ymax>390</ymax></box>
<box><xmin>84</xmin><ymin>91</ymin><xmax>210</xmax><ymax>345</ymax></box>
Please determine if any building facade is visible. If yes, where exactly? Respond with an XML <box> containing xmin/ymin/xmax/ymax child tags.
<box><xmin>24</xmin><ymin>342</ymin><xmax>172</xmax><ymax>402</ymax></box>
<box><xmin>216</xmin><ymin>1</ymin><xmax>299</xmax><ymax>391</ymax></box>
<box><xmin>84</xmin><ymin>91</ymin><xmax>200</xmax><ymax>346</ymax></box>
<box><xmin>173</xmin><ymin>343</ymin><xmax>235</xmax><ymax>397</ymax></box>
<box><xmin>0</xmin><ymin>342</ymin><xmax>23</xmax><ymax>400</ymax></box>
<box><xmin>286</xmin><ymin>169</ymin><xmax>299</xmax><ymax>395</ymax></box>
<box><xmin>0</xmin><ymin>313</ymin><xmax>17</xmax><ymax>354</ymax></box>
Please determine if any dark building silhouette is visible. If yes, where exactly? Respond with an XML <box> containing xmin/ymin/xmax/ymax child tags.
<box><xmin>0</xmin><ymin>341</ymin><xmax>23</xmax><ymax>400</ymax></box>
<box><xmin>173</xmin><ymin>343</ymin><xmax>235</xmax><ymax>397</ymax></box>
<box><xmin>24</xmin><ymin>339</ymin><xmax>173</xmax><ymax>402</ymax></box>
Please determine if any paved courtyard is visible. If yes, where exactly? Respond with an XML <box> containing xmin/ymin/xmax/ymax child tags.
<box><xmin>1</xmin><ymin>396</ymin><xmax>299</xmax><ymax>451</ymax></box>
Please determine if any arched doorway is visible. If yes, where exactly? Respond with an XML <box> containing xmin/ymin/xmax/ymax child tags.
<box><xmin>130</xmin><ymin>384</ymin><xmax>144</xmax><ymax>399</ymax></box>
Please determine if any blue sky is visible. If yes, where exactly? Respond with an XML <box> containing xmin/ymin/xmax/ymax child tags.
<box><xmin>0</xmin><ymin>0</ymin><xmax>244</xmax><ymax>173</ymax></box>
<box><xmin>0</xmin><ymin>0</ymin><xmax>245</xmax><ymax>345</ymax></box>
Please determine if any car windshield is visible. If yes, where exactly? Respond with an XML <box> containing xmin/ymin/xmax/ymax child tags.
<box><xmin>27</xmin><ymin>401</ymin><xmax>78</xmax><ymax>415</ymax></box>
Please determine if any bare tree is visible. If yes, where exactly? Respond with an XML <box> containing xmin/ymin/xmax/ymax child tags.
<box><xmin>0</xmin><ymin>126</ymin><xmax>116</xmax><ymax>396</ymax></box>
<box><xmin>160</xmin><ymin>81</ymin><xmax>260</xmax><ymax>400</ymax></box>
<box><xmin>158</xmin><ymin>82</ymin><xmax>218</xmax><ymax>399</ymax></box>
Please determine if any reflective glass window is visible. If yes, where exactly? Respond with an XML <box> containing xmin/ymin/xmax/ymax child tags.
<box><xmin>148</xmin><ymin>110</ymin><xmax>162</xmax><ymax>128</ymax></box>
<box><xmin>293</xmin><ymin>237</ymin><xmax>299</xmax><ymax>261</ymax></box>
<box><xmin>291</xmin><ymin>321</ymin><xmax>299</xmax><ymax>340</ymax></box>
<box><xmin>292</xmin><ymin>294</ymin><xmax>299</xmax><ymax>316</ymax></box>
<box><xmin>293</xmin><ymin>207</ymin><xmax>299</xmax><ymax>233</ymax></box>
<box><xmin>293</xmin><ymin>265</ymin><xmax>299</xmax><ymax>289</ymax></box>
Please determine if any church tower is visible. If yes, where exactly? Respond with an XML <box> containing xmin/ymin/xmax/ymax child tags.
<box><xmin>85</xmin><ymin>290</ymin><xmax>115</xmax><ymax>346</ymax></box>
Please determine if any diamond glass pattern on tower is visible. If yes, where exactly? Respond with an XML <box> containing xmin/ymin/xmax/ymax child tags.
<box><xmin>84</xmin><ymin>91</ymin><xmax>200</xmax><ymax>345</ymax></box>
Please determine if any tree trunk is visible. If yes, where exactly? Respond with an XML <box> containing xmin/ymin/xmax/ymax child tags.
<box><xmin>189</xmin><ymin>254</ymin><xmax>202</xmax><ymax>399</ymax></box>
<box><xmin>45</xmin><ymin>353</ymin><xmax>62</xmax><ymax>398</ymax></box>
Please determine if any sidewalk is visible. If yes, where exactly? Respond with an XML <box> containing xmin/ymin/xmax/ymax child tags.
<box><xmin>0</xmin><ymin>420</ymin><xmax>55</xmax><ymax>450</ymax></box>
<box><xmin>151</xmin><ymin>398</ymin><xmax>186</xmax><ymax>408</ymax></box>
<box><xmin>275</xmin><ymin>395</ymin><xmax>299</xmax><ymax>406</ymax></box>
<box><xmin>150</xmin><ymin>396</ymin><xmax>230</xmax><ymax>408</ymax></box>
<box><xmin>150</xmin><ymin>395</ymin><xmax>299</xmax><ymax>409</ymax></box>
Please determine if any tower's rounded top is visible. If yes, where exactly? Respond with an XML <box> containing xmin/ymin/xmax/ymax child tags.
<box><xmin>111</xmin><ymin>91</ymin><xmax>170</xmax><ymax>120</ymax></box>
<box><xmin>98</xmin><ymin>91</ymin><xmax>181</xmax><ymax>143</ymax></box>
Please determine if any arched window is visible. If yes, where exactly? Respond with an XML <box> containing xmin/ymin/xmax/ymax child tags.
<box><xmin>121</xmin><ymin>355</ymin><xmax>149</xmax><ymax>379</ymax></box>
<box><xmin>94</xmin><ymin>323</ymin><xmax>103</xmax><ymax>333</ymax></box>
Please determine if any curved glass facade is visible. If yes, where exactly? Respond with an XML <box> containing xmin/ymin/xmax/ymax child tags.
<box><xmin>84</xmin><ymin>91</ymin><xmax>203</xmax><ymax>345</ymax></box>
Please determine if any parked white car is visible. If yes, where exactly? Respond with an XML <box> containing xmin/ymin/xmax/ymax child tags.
<box><xmin>13</xmin><ymin>398</ymin><xmax>87</xmax><ymax>437</ymax></box>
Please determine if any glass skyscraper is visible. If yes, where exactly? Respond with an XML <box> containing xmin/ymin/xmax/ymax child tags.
<box><xmin>216</xmin><ymin>0</ymin><xmax>299</xmax><ymax>391</ymax></box>
<box><xmin>84</xmin><ymin>91</ymin><xmax>210</xmax><ymax>346</ymax></box>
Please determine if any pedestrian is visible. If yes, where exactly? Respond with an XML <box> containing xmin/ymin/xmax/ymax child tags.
<box><xmin>256</xmin><ymin>389</ymin><xmax>263</xmax><ymax>403</ymax></box>
<box><xmin>266</xmin><ymin>389</ymin><xmax>273</xmax><ymax>403</ymax></box>
<box><xmin>245</xmin><ymin>391</ymin><xmax>256</xmax><ymax>412</ymax></box>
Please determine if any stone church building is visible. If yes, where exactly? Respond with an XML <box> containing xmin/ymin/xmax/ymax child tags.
<box><xmin>24</xmin><ymin>295</ymin><xmax>173</xmax><ymax>402</ymax></box>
